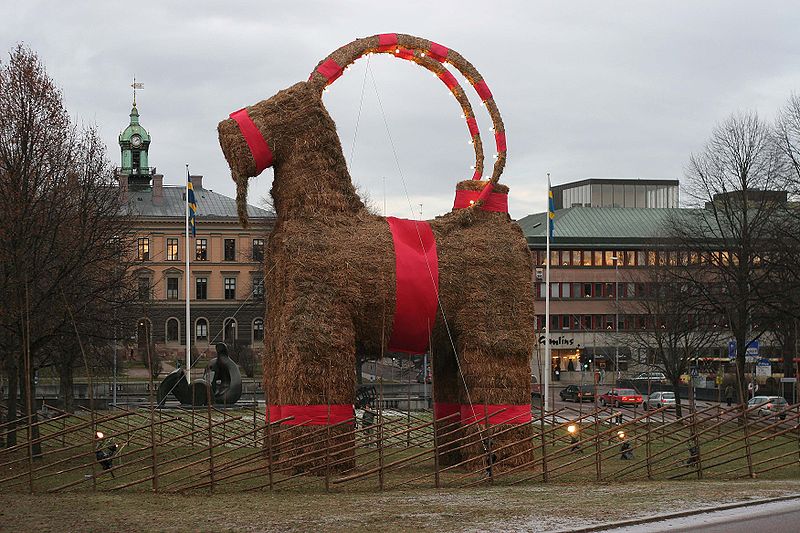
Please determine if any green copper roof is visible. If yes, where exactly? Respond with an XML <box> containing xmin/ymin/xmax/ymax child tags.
<box><xmin>519</xmin><ymin>207</ymin><xmax>694</xmax><ymax>246</ymax></box>
<box><xmin>119</xmin><ymin>103</ymin><xmax>151</xmax><ymax>143</ymax></box>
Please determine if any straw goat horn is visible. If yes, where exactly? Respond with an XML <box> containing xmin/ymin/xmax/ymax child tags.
<box><xmin>307</xmin><ymin>33</ymin><xmax>507</xmax><ymax>187</ymax></box>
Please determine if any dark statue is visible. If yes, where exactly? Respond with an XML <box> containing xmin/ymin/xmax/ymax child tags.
<box><xmin>157</xmin><ymin>343</ymin><xmax>243</xmax><ymax>406</ymax></box>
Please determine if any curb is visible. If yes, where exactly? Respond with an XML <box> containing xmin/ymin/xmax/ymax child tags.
<box><xmin>557</xmin><ymin>493</ymin><xmax>800</xmax><ymax>533</ymax></box>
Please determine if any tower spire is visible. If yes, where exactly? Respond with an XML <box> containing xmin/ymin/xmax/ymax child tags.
<box><xmin>131</xmin><ymin>76</ymin><xmax>144</xmax><ymax>107</ymax></box>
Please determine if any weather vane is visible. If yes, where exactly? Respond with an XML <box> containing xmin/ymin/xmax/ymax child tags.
<box><xmin>131</xmin><ymin>76</ymin><xmax>144</xmax><ymax>106</ymax></box>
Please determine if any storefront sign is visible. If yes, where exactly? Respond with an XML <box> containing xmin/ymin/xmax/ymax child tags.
<box><xmin>537</xmin><ymin>335</ymin><xmax>576</xmax><ymax>347</ymax></box>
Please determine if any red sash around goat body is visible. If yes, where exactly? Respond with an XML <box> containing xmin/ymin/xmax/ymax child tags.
<box><xmin>386</xmin><ymin>217</ymin><xmax>439</xmax><ymax>354</ymax></box>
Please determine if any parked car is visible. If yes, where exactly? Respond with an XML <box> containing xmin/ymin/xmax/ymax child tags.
<box><xmin>632</xmin><ymin>371</ymin><xmax>667</xmax><ymax>383</ymax></box>
<box><xmin>599</xmin><ymin>388</ymin><xmax>642</xmax><ymax>408</ymax></box>
<box><xmin>559</xmin><ymin>385</ymin><xmax>595</xmax><ymax>403</ymax></box>
<box><xmin>747</xmin><ymin>396</ymin><xmax>788</xmax><ymax>419</ymax></box>
<box><xmin>642</xmin><ymin>391</ymin><xmax>676</xmax><ymax>410</ymax></box>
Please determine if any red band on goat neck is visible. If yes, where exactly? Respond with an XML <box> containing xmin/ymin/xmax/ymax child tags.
<box><xmin>229</xmin><ymin>108</ymin><xmax>273</xmax><ymax>174</ymax></box>
<box><xmin>453</xmin><ymin>189</ymin><xmax>509</xmax><ymax>213</ymax></box>
<box><xmin>460</xmin><ymin>404</ymin><xmax>532</xmax><ymax>425</ymax></box>
<box><xmin>267</xmin><ymin>404</ymin><xmax>353</xmax><ymax>426</ymax></box>
<box><xmin>386</xmin><ymin>217</ymin><xmax>439</xmax><ymax>354</ymax></box>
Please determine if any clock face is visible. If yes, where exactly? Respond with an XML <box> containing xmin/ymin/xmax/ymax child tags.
<box><xmin>131</xmin><ymin>134</ymin><xmax>142</xmax><ymax>147</ymax></box>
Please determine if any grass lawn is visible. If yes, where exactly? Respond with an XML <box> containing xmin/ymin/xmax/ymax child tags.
<box><xmin>1</xmin><ymin>479</ymin><xmax>799</xmax><ymax>532</ymax></box>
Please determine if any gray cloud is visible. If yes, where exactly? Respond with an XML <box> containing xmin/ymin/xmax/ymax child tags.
<box><xmin>3</xmin><ymin>1</ymin><xmax>800</xmax><ymax>219</ymax></box>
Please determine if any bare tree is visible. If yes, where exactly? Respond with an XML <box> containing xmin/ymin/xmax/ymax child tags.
<box><xmin>622</xmin><ymin>266</ymin><xmax>723</xmax><ymax>417</ymax></box>
<box><xmin>0</xmin><ymin>46</ymin><xmax>137</xmax><ymax>442</ymax></box>
<box><xmin>669</xmin><ymin>111</ymin><xmax>789</xmax><ymax>404</ymax></box>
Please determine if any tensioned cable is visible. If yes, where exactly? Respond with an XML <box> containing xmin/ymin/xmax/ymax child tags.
<box><xmin>347</xmin><ymin>54</ymin><xmax>371</xmax><ymax>172</ymax></box>
<box><xmin>366</xmin><ymin>63</ymin><xmax>487</xmax><ymax>447</ymax></box>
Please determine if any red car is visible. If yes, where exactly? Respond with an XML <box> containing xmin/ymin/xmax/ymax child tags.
<box><xmin>599</xmin><ymin>388</ymin><xmax>642</xmax><ymax>408</ymax></box>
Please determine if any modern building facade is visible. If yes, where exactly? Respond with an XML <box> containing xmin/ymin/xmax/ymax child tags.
<box><xmin>551</xmin><ymin>178</ymin><xmax>679</xmax><ymax>210</ymax></box>
<box><xmin>116</xmin><ymin>102</ymin><xmax>274</xmax><ymax>365</ymax></box>
<box><xmin>519</xmin><ymin>202</ymin><xmax>784</xmax><ymax>383</ymax></box>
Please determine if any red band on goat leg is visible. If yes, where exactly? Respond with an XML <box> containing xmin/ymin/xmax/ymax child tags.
<box><xmin>266</xmin><ymin>404</ymin><xmax>353</xmax><ymax>426</ymax></box>
<box><xmin>453</xmin><ymin>189</ymin><xmax>508</xmax><ymax>213</ymax></box>
<box><xmin>434</xmin><ymin>402</ymin><xmax>460</xmax><ymax>420</ymax></box>
<box><xmin>429</xmin><ymin>41</ymin><xmax>449</xmax><ymax>62</ymax></box>
<box><xmin>460</xmin><ymin>404</ymin><xmax>532</xmax><ymax>425</ymax></box>
<box><xmin>386</xmin><ymin>217</ymin><xmax>439</xmax><ymax>354</ymax></box>
<box><xmin>472</xmin><ymin>169</ymin><xmax>482</xmax><ymax>180</ymax></box>
<box><xmin>229</xmin><ymin>108</ymin><xmax>273</xmax><ymax>174</ymax></box>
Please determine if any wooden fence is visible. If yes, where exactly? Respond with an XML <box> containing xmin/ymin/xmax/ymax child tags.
<box><xmin>0</xmin><ymin>395</ymin><xmax>798</xmax><ymax>493</ymax></box>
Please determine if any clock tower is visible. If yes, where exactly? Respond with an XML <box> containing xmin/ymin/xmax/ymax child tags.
<box><xmin>118</xmin><ymin>99</ymin><xmax>152</xmax><ymax>189</ymax></box>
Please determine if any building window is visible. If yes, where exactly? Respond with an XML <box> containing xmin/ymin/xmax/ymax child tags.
<box><xmin>166</xmin><ymin>318</ymin><xmax>180</xmax><ymax>344</ymax></box>
<box><xmin>223</xmin><ymin>318</ymin><xmax>237</xmax><ymax>342</ymax></box>
<box><xmin>252</xmin><ymin>277</ymin><xmax>264</xmax><ymax>299</ymax></box>
<box><xmin>167</xmin><ymin>238</ymin><xmax>179</xmax><ymax>261</ymax></box>
<box><xmin>196</xmin><ymin>239</ymin><xmax>207</xmax><ymax>261</ymax></box>
<box><xmin>138</xmin><ymin>277</ymin><xmax>150</xmax><ymax>301</ymax></box>
<box><xmin>224</xmin><ymin>239</ymin><xmax>236</xmax><ymax>261</ymax></box>
<box><xmin>253</xmin><ymin>318</ymin><xmax>264</xmax><ymax>343</ymax></box>
<box><xmin>195</xmin><ymin>318</ymin><xmax>209</xmax><ymax>343</ymax></box>
<box><xmin>582</xmin><ymin>283</ymin><xmax>592</xmax><ymax>298</ymax></box>
<box><xmin>196</xmin><ymin>277</ymin><xmax>207</xmax><ymax>300</ymax></box>
<box><xmin>252</xmin><ymin>239</ymin><xmax>265</xmax><ymax>261</ymax></box>
<box><xmin>137</xmin><ymin>238</ymin><xmax>149</xmax><ymax>261</ymax></box>
<box><xmin>166</xmin><ymin>277</ymin><xmax>179</xmax><ymax>300</ymax></box>
<box><xmin>224</xmin><ymin>277</ymin><xmax>236</xmax><ymax>300</ymax></box>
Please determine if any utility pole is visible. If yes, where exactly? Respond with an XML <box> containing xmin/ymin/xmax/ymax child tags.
<box><xmin>612</xmin><ymin>255</ymin><xmax>620</xmax><ymax>386</ymax></box>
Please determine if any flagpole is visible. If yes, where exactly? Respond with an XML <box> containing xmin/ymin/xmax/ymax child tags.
<box><xmin>544</xmin><ymin>174</ymin><xmax>551</xmax><ymax>412</ymax></box>
<box><xmin>185</xmin><ymin>165</ymin><xmax>191</xmax><ymax>384</ymax></box>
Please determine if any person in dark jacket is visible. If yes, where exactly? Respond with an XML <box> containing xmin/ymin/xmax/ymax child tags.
<box><xmin>725</xmin><ymin>385</ymin><xmax>734</xmax><ymax>407</ymax></box>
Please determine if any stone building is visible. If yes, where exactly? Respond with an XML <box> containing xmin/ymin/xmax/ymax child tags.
<box><xmin>116</xmin><ymin>101</ymin><xmax>273</xmax><ymax>367</ymax></box>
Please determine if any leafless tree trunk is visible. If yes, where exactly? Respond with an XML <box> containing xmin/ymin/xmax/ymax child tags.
<box><xmin>0</xmin><ymin>45</ymin><xmax>139</xmax><ymax>445</ymax></box>
<box><xmin>669</xmin><ymin>111</ymin><xmax>788</xmax><ymax>405</ymax></box>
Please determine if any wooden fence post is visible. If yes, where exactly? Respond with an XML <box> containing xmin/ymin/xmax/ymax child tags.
<box><xmin>540</xmin><ymin>405</ymin><xmax>549</xmax><ymax>482</ymax></box>
<box><xmin>206</xmin><ymin>384</ymin><xmax>215</xmax><ymax>492</ymax></box>
<box><xmin>378</xmin><ymin>378</ymin><xmax>384</xmax><ymax>491</ymax></box>
<box><xmin>594</xmin><ymin>407</ymin><xmax>601</xmax><ymax>481</ymax></box>
<box><xmin>645</xmin><ymin>409</ymin><xmax>652</xmax><ymax>480</ymax></box>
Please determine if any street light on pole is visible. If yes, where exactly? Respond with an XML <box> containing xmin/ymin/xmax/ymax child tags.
<box><xmin>611</xmin><ymin>255</ymin><xmax>619</xmax><ymax>386</ymax></box>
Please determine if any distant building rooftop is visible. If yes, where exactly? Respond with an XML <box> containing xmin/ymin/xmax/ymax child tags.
<box><xmin>551</xmin><ymin>177</ymin><xmax>680</xmax><ymax>210</ymax></box>
<box><xmin>122</xmin><ymin>185</ymin><xmax>273</xmax><ymax>221</ymax></box>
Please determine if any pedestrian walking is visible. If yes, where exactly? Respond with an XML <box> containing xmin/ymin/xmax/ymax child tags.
<box><xmin>724</xmin><ymin>384</ymin><xmax>733</xmax><ymax>407</ymax></box>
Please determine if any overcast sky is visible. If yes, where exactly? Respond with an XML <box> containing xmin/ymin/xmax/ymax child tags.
<box><xmin>3</xmin><ymin>1</ymin><xmax>800</xmax><ymax>219</ymax></box>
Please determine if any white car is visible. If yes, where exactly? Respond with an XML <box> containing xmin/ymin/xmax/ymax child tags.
<box><xmin>748</xmin><ymin>396</ymin><xmax>788</xmax><ymax>419</ymax></box>
<box><xmin>633</xmin><ymin>371</ymin><xmax>667</xmax><ymax>383</ymax></box>
<box><xmin>642</xmin><ymin>391</ymin><xmax>676</xmax><ymax>410</ymax></box>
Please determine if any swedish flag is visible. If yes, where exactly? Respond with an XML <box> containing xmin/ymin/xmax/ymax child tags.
<box><xmin>188</xmin><ymin>174</ymin><xmax>197</xmax><ymax>237</ymax></box>
<box><xmin>547</xmin><ymin>178</ymin><xmax>555</xmax><ymax>239</ymax></box>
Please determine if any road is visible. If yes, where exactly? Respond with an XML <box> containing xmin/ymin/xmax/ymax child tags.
<box><xmin>600</xmin><ymin>498</ymin><xmax>800</xmax><ymax>532</ymax></box>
